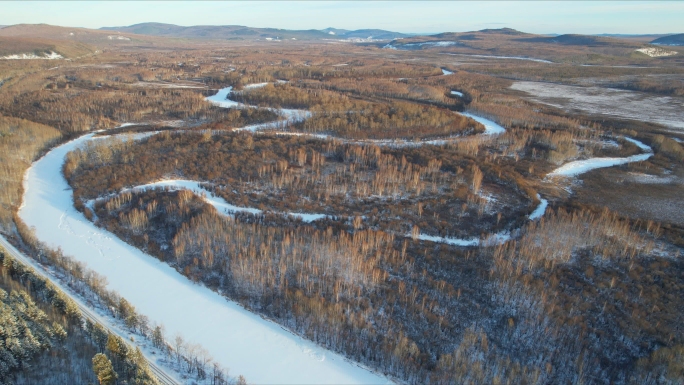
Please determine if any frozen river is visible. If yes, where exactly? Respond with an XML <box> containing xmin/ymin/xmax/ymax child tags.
<box><xmin>17</xmin><ymin>82</ymin><xmax>654</xmax><ymax>384</ymax></box>
<box><xmin>19</xmin><ymin>133</ymin><xmax>391</xmax><ymax>385</ymax></box>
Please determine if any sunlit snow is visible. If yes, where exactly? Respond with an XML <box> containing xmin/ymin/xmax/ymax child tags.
<box><xmin>1</xmin><ymin>51</ymin><xmax>63</xmax><ymax>60</ymax></box>
<box><xmin>19</xmin><ymin>133</ymin><xmax>392</xmax><ymax>385</ymax></box>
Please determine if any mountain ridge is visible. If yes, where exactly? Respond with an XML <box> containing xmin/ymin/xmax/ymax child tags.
<box><xmin>101</xmin><ymin>22</ymin><xmax>409</xmax><ymax>40</ymax></box>
<box><xmin>651</xmin><ymin>33</ymin><xmax>684</xmax><ymax>46</ymax></box>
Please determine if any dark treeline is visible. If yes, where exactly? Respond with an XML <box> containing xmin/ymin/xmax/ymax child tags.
<box><xmin>0</xmin><ymin>250</ymin><xmax>159</xmax><ymax>385</ymax></box>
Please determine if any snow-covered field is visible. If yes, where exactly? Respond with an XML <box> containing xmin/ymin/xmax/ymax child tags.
<box><xmin>108</xmin><ymin>35</ymin><xmax>132</xmax><ymax>41</ymax></box>
<box><xmin>19</xmin><ymin>133</ymin><xmax>391</xmax><ymax>385</ymax></box>
<box><xmin>1</xmin><ymin>51</ymin><xmax>63</xmax><ymax>60</ymax></box>
<box><xmin>511</xmin><ymin>81</ymin><xmax>684</xmax><ymax>130</ymax></box>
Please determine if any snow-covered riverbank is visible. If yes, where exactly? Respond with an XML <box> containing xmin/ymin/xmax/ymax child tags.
<box><xmin>19</xmin><ymin>133</ymin><xmax>391</xmax><ymax>385</ymax></box>
<box><xmin>90</xmin><ymin>179</ymin><xmax>328</xmax><ymax>223</ymax></box>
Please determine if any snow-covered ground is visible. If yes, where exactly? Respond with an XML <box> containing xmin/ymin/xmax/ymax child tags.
<box><xmin>1</xmin><ymin>51</ymin><xmax>63</xmax><ymax>60</ymax></box>
<box><xmin>548</xmin><ymin>137</ymin><xmax>653</xmax><ymax>177</ymax></box>
<box><xmin>442</xmin><ymin>53</ymin><xmax>553</xmax><ymax>63</ymax></box>
<box><xmin>108</xmin><ymin>35</ymin><xmax>132</xmax><ymax>41</ymax></box>
<box><xmin>511</xmin><ymin>81</ymin><xmax>684</xmax><ymax>130</ymax></box>
<box><xmin>441</xmin><ymin>68</ymin><xmax>453</xmax><ymax>75</ymax></box>
<box><xmin>451</xmin><ymin>90</ymin><xmax>464</xmax><ymax>97</ymax></box>
<box><xmin>19</xmin><ymin>133</ymin><xmax>391</xmax><ymax>385</ymax></box>
<box><xmin>243</xmin><ymin>82</ymin><xmax>269</xmax><ymax>89</ymax></box>
<box><xmin>626</xmin><ymin>172</ymin><xmax>676</xmax><ymax>184</ymax></box>
<box><xmin>635</xmin><ymin>47</ymin><xmax>677</xmax><ymax>57</ymax></box>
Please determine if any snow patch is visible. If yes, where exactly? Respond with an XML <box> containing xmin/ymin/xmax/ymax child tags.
<box><xmin>244</xmin><ymin>82</ymin><xmax>269</xmax><ymax>89</ymax></box>
<box><xmin>108</xmin><ymin>35</ymin><xmax>132</xmax><ymax>41</ymax></box>
<box><xmin>2</xmin><ymin>51</ymin><xmax>63</xmax><ymax>60</ymax></box>
<box><xmin>626</xmin><ymin>172</ymin><xmax>675</xmax><ymax>184</ymax></box>
<box><xmin>450</xmin><ymin>90</ymin><xmax>464</xmax><ymax>97</ymax></box>
<box><xmin>635</xmin><ymin>47</ymin><xmax>677</xmax><ymax>57</ymax></box>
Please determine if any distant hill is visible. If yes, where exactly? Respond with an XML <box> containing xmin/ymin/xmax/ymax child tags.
<box><xmin>321</xmin><ymin>28</ymin><xmax>350</xmax><ymax>36</ymax></box>
<box><xmin>477</xmin><ymin>28</ymin><xmax>528</xmax><ymax>35</ymax></box>
<box><xmin>596</xmin><ymin>33</ymin><xmax>671</xmax><ymax>39</ymax></box>
<box><xmin>0</xmin><ymin>33</ymin><xmax>96</xmax><ymax>59</ymax></box>
<box><xmin>651</xmin><ymin>34</ymin><xmax>684</xmax><ymax>46</ymax></box>
<box><xmin>339</xmin><ymin>29</ymin><xmax>408</xmax><ymax>40</ymax></box>
<box><xmin>517</xmin><ymin>34</ymin><xmax>638</xmax><ymax>47</ymax></box>
<box><xmin>0</xmin><ymin>23</ymin><xmax>202</xmax><ymax>55</ymax></box>
<box><xmin>593</xmin><ymin>33</ymin><xmax>672</xmax><ymax>43</ymax></box>
<box><xmin>0</xmin><ymin>24</ymin><xmax>156</xmax><ymax>45</ymax></box>
<box><xmin>101</xmin><ymin>22</ymin><xmax>408</xmax><ymax>41</ymax></box>
<box><xmin>385</xmin><ymin>28</ymin><xmax>534</xmax><ymax>49</ymax></box>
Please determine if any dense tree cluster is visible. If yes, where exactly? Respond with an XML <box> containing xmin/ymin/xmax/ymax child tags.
<box><xmin>0</xmin><ymin>250</ymin><xmax>159</xmax><ymax>385</ymax></box>
<box><xmin>235</xmin><ymin>83</ymin><xmax>482</xmax><ymax>139</ymax></box>
<box><xmin>90</xmin><ymin>187</ymin><xmax>684</xmax><ymax>384</ymax></box>
<box><xmin>65</xmin><ymin>132</ymin><xmax>532</xmax><ymax>238</ymax></box>
<box><xmin>0</xmin><ymin>115</ymin><xmax>61</xmax><ymax>229</ymax></box>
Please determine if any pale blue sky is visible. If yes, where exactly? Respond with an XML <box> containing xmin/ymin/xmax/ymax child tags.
<box><xmin>1</xmin><ymin>1</ymin><xmax>682</xmax><ymax>35</ymax></box>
